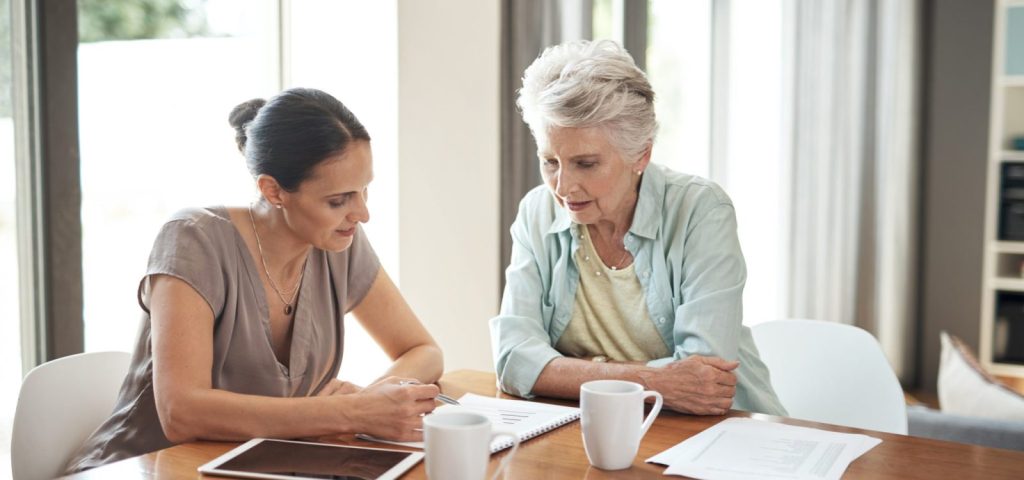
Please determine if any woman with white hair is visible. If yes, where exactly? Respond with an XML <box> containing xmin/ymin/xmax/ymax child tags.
<box><xmin>490</xmin><ymin>40</ymin><xmax>786</xmax><ymax>416</ymax></box>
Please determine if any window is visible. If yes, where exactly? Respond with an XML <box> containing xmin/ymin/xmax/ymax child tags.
<box><xmin>718</xmin><ymin>0</ymin><xmax>784</xmax><ymax>324</ymax></box>
<box><xmin>1</xmin><ymin>0</ymin><xmax>21</xmax><ymax>473</ymax></box>
<box><xmin>77</xmin><ymin>0</ymin><xmax>400</xmax><ymax>385</ymax></box>
<box><xmin>78</xmin><ymin>0</ymin><xmax>280</xmax><ymax>352</ymax></box>
<box><xmin>646</xmin><ymin>0</ymin><xmax>712</xmax><ymax>177</ymax></box>
<box><xmin>647</xmin><ymin>0</ymin><xmax>784</xmax><ymax>324</ymax></box>
<box><xmin>598</xmin><ymin>0</ymin><xmax>785</xmax><ymax>324</ymax></box>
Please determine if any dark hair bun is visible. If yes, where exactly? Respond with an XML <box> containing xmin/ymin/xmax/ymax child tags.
<box><xmin>228</xmin><ymin>98</ymin><xmax>267</xmax><ymax>151</ymax></box>
<box><xmin>233</xmin><ymin>88</ymin><xmax>371</xmax><ymax>191</ymax></box>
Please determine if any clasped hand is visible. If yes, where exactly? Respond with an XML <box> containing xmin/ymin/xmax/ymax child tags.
<box><xmin>640</xmin><ymin>355</ymin><xmax>738</xmax><ymax>415</ymax></box>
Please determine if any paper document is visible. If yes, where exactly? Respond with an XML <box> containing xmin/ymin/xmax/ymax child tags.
<box><xmin>358</xmin><ymin>393</ymin><xmax>579</xmax><ymax>453</ymax></box>
<box><xmin>647</xmin><ymin>417</ymin><xmax>881</xmax><ymax>480</ymax></box>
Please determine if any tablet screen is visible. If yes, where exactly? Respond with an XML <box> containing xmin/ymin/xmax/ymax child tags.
<box><xmin>200</xmin><ymin>439</ymin><xmax>423</xmax><ymax>480</ymax></box>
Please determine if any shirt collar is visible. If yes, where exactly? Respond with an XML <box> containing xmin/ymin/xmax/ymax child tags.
<box><xmin>545</xmin><ymin>163</ymin><xmax>665</xmax><ymax>239</ymax></box>
<box><xmin>630</xmin><ymin>163</ymin><xmax>664</xmax><ymax>240</ymax></box>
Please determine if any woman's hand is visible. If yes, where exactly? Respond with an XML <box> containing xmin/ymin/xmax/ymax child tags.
<box><xmin>639</xmin><ymin>356</ymin><xmax>738</xmax><ymax>415</ymax></box>
<box><xmin>346</xmin><ymin>376</ymin><xmax>439</xmax><ymax>441</ymax></box>
<box><xmin>316</xmin><ymin>379</ymin><xmax>363</xmax><ymax>396</ymax></box>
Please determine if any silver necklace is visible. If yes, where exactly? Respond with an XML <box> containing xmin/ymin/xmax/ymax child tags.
<box><xmin>609</xmin><ymin>249</ymin><xmax>630</xmax><ymax>271</ymax></box>
<box><xmin>582</xmin><ymin>228</ymin><xmax>630</xmax><ymax>276</ymax></box>
<box><xmin>248</xmin><ymin>203</ymin><xmax>306</xmax><ymax>315</ymax></box>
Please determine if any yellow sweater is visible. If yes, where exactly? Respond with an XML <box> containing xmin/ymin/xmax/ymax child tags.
<box><xmin>555</xmin><ymin>229</ymin><xmax>670</xmax><ymax>362</ymax></box>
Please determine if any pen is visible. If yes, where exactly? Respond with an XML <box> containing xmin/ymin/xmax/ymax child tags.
<box><xmin>434</xmin><ymin>393</ymin><xmax>461</xmax><ymax>406</ymax></box>
<box><xmin>398</xmin><ymin>380</ymin><xmax>462</xmax><ymax>406</ymax></box>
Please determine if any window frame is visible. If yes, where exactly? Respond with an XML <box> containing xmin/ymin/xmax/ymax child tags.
<box><xmin>12</xmin><ymin>0</ymin><xmax>84</xmax><ymax>373</ymax></box>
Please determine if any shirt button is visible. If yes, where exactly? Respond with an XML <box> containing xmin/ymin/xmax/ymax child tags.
<box><xmin>658</xmin><ymin>317</ymin><xmax>666</xmax><ymax>324</ymax></box>
<box><xmin>642</xmin><ymin>271</ymin><xmax>651</xmax><ymax>279</ymax></box>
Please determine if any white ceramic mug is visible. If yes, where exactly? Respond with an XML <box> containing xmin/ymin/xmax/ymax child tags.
<box><xmin>423</xmin><ymin>411</ymin><xmax>520</xmax><ymax>480</ymax></box>
<box><xmin>580</xmin><ymin>380</ymin><xmax>664</xmax><ymax>470</ymax></box>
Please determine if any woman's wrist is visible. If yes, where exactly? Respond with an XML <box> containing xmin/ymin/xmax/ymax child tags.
<box><xmin>634</xmin><ymin>365</ymin><xmax>659</xmax><ymax>390</ymax></box>
<box><xmin>325</xmin><ymin>391</ymin><xmax>362</xmax><ymax>434</ymax></box>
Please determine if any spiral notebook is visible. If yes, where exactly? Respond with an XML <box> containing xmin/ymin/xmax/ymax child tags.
<box><xmin>358</xmin><ymin>393</ymin><xmax>580</xmax><ymax>453</ymax></box>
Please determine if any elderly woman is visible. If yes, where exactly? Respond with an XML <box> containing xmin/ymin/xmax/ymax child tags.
<box><xmin>490</xmin><ymin>40</ymin><xmax>785</xmax><ymax>416</ymax></box>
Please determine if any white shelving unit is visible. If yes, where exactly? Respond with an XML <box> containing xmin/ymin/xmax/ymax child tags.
<box><xmin>980</xmin><ymin>0</ymin><xmax>1024</xmax><ymax>378</ymax></box>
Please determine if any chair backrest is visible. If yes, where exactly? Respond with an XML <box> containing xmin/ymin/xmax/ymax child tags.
<box><xmin>12</xmin><ymin>351</ymin><xmax>131</xmax><ymax>480</ymax></box>
<box><xmin>751</xmin><ymin>319</ymin><xmax>907</xmax><ymax>434</ymax></box>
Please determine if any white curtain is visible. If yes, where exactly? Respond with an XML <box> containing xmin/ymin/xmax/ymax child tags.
<box><xmin>782</xmin><ymin>0</ymin><xmax>919</xmax><ymax>380</ymax></box>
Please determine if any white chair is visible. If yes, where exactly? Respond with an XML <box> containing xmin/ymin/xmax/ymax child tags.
<box><xmin>12</xmin><ymin>351</ymin><xmax>131</xmax><ymax>480</ymax></box>
<box><xmin>751</xmin><ymin>319</ymin><xmax>907</xmax><ymax>434</ymax></box>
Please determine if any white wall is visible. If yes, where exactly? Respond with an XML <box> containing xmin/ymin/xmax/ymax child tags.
<box><xmin>398</xmin><ymin>0</ymin><xmax>501</xmax><ymax>372</ymax></box>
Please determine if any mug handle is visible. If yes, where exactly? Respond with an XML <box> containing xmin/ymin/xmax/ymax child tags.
<box><xmin>489</xmin><ymin>430</ymin><xmax>520</xmax><ymax>480</ymax></box>
<box><xmin>639</xmin><ymin>390</ymin><xmax>664</xmax><ymax>438</ymax></box>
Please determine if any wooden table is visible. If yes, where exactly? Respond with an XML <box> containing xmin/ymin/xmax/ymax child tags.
<box><xmin>64</xmin><ymin>370</ymin><xmax>1024</xmax><ymax>479</ymax></box>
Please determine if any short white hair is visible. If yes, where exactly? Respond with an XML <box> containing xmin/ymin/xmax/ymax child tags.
<box><xmin>517</xmin><ymin>39</ymin><xmax>657</xmax><ymax>159</ymax></box>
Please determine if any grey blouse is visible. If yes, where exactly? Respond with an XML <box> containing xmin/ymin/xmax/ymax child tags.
<box><xmin>65</xmin><ymin>206</ymin><xmax>380</xmax><ymax>473</ymax></box>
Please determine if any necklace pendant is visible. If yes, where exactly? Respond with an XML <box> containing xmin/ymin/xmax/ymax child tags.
<box><xmin>284</xmin><ymin>304</ymin><xmax>294</xmax><ymax>315</ymax></box>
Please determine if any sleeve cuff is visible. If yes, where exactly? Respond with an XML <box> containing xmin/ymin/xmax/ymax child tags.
<box><xmin>498</xmin><ymin>344</ymin><xmax>562</xmax><ymax>398</ymax></box>
<box><xmin>646</xmin><ymin>356</ymin><xmax>676</xmax><ymax>368</ymax></box>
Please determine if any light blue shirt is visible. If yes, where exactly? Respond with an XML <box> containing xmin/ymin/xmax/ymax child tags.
<box><xmin>489</xmin><ymin>163</ymin><xmax>787</xmax><ymax>416</ymax></box>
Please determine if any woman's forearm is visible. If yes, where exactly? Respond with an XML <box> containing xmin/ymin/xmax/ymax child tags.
<box><xmin>380</xmin><ymin>344</ymin><xmax>444</xmax><ymax>384</ymax></box>
<box><xmin>158</xmin><ymin>389</ymin><xmax>360</xmax><ymax>443</ymax></box>
<box><xmin>531</xmin><ymin>357</ymin><xmax>652</xmax><ymax>399</ymax></box>
<box><xmin>532</xmin><ymin>356</ymin><xmax>737</xmax><ymax>415</ymax></box>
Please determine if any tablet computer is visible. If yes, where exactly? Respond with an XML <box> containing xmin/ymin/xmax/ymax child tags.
<box><xmin>198</xmin><ymin>438</ymin><xmax>424</xmax><ymax>480</ymax></box>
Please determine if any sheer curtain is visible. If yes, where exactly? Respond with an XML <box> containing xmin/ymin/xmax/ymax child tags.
<box><xmin>782</xmin><ymin>0</ymin><xmax>919</xmax><ymax>380</ymax></box>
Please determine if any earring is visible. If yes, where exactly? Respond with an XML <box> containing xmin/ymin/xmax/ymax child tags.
<box><xmin>636</xmin><ymin>170</ymin><xmax>643</xmax><ymax>176</ymax></box>
<box><xmin>275</xmin><ymin>204</ymin><xmax>283</xmax><ymax>209</ymax></box>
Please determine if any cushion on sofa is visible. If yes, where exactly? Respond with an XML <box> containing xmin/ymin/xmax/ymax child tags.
<box><xmin>937</xmin><ymin>331</ymin><xmax>1024</xmax><ymax>421</ymax></box>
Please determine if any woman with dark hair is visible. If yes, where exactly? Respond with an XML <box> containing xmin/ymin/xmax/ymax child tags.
<box><xmin>65</xmin><ymin>88</ymin><xmax>443</xmax><ymax>473</ymax></box>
